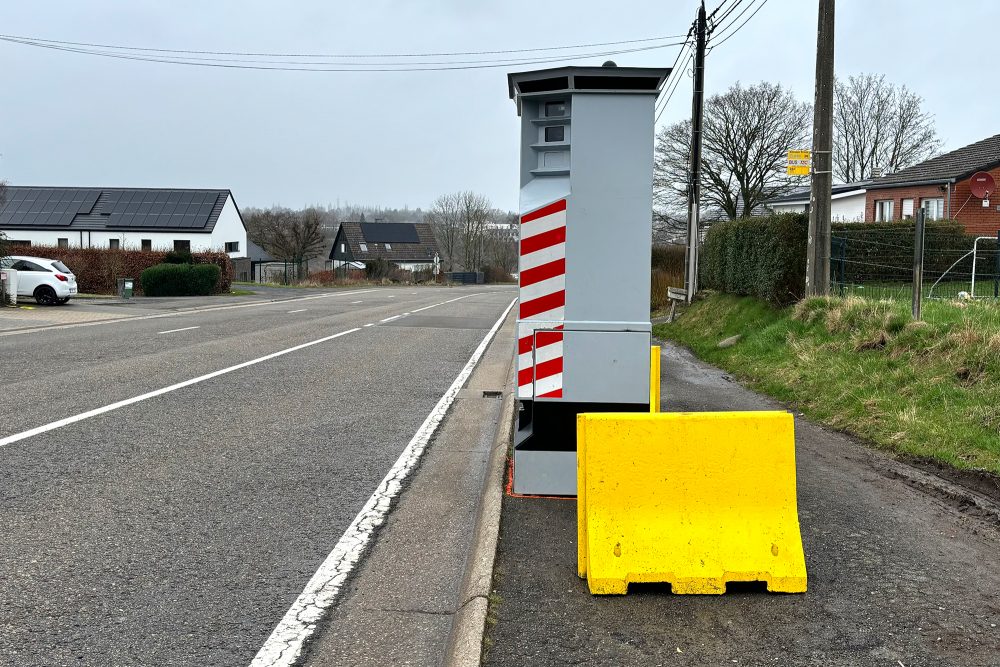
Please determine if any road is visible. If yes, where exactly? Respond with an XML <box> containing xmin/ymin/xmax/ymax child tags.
<box><xmin>485</xmin><ymin>342</ymin><xmax>1000</xmax><ymax>667</ymax></box>
<box><xmin>0</xmin><ymin>285</ymin><xmax>515</xmax><ymax>666</ymax></box>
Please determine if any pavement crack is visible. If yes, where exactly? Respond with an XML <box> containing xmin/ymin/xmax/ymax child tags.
<box><xmin>369</xmin><ymin>606</ymin><xmax>455</xmax><ymax>617</ymax></box>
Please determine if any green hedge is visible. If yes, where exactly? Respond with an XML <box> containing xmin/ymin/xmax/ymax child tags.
<box><xmin>700</xmin><ymin>213</ymin><xmax>808</xmax><ymax>305</ymax></box>
<box><xmin>830</xmin><ymin>220</ymin><xmax>989</xmax><ymax>282</ymax></box>
<box><xmin>140</xmin><ymin>263</ymin><xmax>221</xmax><ymax>296</ymax></box>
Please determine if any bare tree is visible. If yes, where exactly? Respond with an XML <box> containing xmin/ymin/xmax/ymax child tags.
<box><xmin>246</xmin><ymin>207</ymin><xmax>327</xmax><ymax>279</ymax></box>
<box><xmin>459</xmin><ymin>192</ymin><xmax>492</xmax><ymax>272</ymax></box>
<box><xmin>653</xmin><ymin>120</ymin><xmax>693</xmax><ymax>240</ymax></box>
<box><xmin>833</xmin><ymin>73</ymin><xmax>941</xmax><ymax>182</ymax></box>
<box><xmin>655</xmin><ymin>82</ymin><xmax>811</xmax><ymax>224</ymax></box>
<box><xmin>485</xmin><ymin>210</ymin><xmax>518</xmax><ymax>274</ymax></box>
<box><xmin>424</xmin><ymin>191</ymin><xmax>493</xmax><ymax>271</ymax></box>
<box><xmin>425</xmin><ymin>193</ymin><xmax>464</xmax><ymax>271</ymax></box>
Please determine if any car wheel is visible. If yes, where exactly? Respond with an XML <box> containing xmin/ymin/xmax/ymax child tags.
<box><xmin>57</xmin><ymin>297</ymin><xmax>71</xmax><ymax>305</ymax></box>
<box><xmin>34</xmin><ymin>285</ymin><xmax>58</xmax><ymax>305</ymax></box>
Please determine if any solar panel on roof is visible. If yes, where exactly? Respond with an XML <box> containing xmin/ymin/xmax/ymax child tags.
<box><xmin>79</xmin><ymin>192</ymin><xmax>99</xmax><ymax>214</ymax></box>
<box><xmin>359</xmin><ymin>222</ymin><xmax>420</xmax><ymax>244</ymax></box>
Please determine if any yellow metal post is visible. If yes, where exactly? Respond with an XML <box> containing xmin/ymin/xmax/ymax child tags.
<box><xmin>649</xmin><ymin>345</ymin><xmax>660</xmax><ymax>413</ymax></box>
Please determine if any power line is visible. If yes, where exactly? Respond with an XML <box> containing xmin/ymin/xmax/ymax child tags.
<box><xmin>653</xmin><ymin>22</ymin><xmax>696</xmax><ymax>122</ymax></box>
<box><xmin>0</xmin><ymin>31</ymin><xmax>689</xmax><ymax>59</ymax></box>
<box><xmin>0</xmin><ymin>36</ymin><xmax>683</xmax><ymax>71</ymax></box>
<box><xmin>655</xmin><ymin>48</ymin><xmax>693</xmax><ymax>124</ymax></box>
<box><xmin>708</xmin><ymin>0</ymin><xmax>769</xmax><ymax>49</ymax></box>
<box><xmin>708</xmin><ymin>0</ymin><xmax>747</xmax><ymax>35</ymax></box>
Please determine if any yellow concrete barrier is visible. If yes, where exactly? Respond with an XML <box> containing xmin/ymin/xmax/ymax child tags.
<box><xmin>649</xmin><ymin>345</ymin><xmax>660</xmax><ymax>413</ymax></box>
<box><xmin>577</xmin><ymin>411</ymin><xmax>807</xmax><ymax>595</ymax></box>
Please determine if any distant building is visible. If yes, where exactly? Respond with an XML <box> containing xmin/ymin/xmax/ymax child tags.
<box><xmin>764</xmin><ymin>181</ymin><xmax>870</xmax><ymax>222</ymax></box>
<box><xmin>328</xmin><ymin>221</ymin><xmax>440</xmax><ymax>271</ymax></box>
<box><xmin>864</xmin><ymin>134</ymin><xmax>1000</xmax><ymax>234</ymax></box>
<box><xmin>0</xmin><ymin>187</ymin><xmax>247</xmax><ymax>257</ymax></box>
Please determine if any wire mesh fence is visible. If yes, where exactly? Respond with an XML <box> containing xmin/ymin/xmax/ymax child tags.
<box><xmin>831</xmin><ymin>223</ymin><xmax>1000</xmax><ymax>302</ymax></box>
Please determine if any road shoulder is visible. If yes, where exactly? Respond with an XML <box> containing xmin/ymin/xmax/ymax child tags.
<box><xmin>301</xmin><ymin>307</ymin><xmax>515</xmax><ymax>666</ymax></box>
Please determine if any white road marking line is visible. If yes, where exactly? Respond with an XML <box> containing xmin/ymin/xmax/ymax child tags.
<box><xmin>363</xmin><ymin>323</ymin><xmax>374</xmax><ymax>327</ymax></box>
<box><xmin>157</xmin><ymin>326</ymin><xmax>200</xmax><ymax>335</ymax></box>
<box><xmin>0</xmin><ymin>288</ymin><xmax>377</xmax><ymax>337</ymax></box>
<box><xmin>0</xmin><ymin>327</ymin><xmax>362</xmax><ymax>449</ymax></box>
<box><xmin>379</xmin><ymin>315</ymin><xmax>401</xmax><ymax>323</ymax></box>
<box><xmin>388</xmin><ymin>295</ymin><xmax>396</xmax><ymax>298</ymax></box>
<box><xmin>409</xmin><ymin>293</ymin><xmax>477</xmax><ymax>313</ymax></box>
<box><xmin>287</xmin><ymin>309</ymin><xmax>308</xmax><ymax>314</ymax></box>
<box><xmin>350</xmin><ymin>300</ymin><xmax>363</xmax><ymax>304</ymax></box>
<box><xmin>249</xmin><ymin>297</ymin><xmax>516</xmax><ymax>667</ymax></box>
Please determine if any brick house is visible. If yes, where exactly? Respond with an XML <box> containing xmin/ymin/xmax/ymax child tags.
<box><xmin>864</xmin><ymin>134</ymin><xmax>1000</xmax><ymax>235</ymax></box>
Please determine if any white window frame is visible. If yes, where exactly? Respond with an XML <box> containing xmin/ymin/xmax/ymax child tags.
<box><xmin>922</xmin><ymin>198</ymin><xmax>944</xmax><ymax>220</ymax></box>
<box><xmin>359</xmin><ymin>243</ymin><xmax>368</xmax><ymax>252</ymax></box>
<box><xmin>875</xmin><ymin>200</ymin><xmax>894</xmax><ymax>221</ymax></box>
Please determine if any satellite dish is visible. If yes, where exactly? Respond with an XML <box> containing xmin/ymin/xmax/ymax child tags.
<box><xmin>970</xmin><ymin>171</ymin><xmax>996</xmax><ymax>199</ymax></box>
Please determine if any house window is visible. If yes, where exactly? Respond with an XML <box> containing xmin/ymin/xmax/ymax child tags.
<box><xmin>10</xmin><ymin>240</ymin><xmax>31</xmax><ymax>247</ymax></box>
<box><xmin>359</xmin><ymin>243</ymin><xmax>368</xmax><ymax>252</ymax></box>
<box><xmin>922</xmin><ymin>198</ymin><xmax>944</xmax><ymax>220</ymax></box>
<box><xmin>109</xmin><ymin>239</ymin><xmax>120</xmax><ymax>250</ymax></box>
<box><xmin>901</xmin><ymin>199</ymin><xmax>914</xmax><ymax>219</ymax></box>
<box><xmin>225</xmin><ymin>241</ymin><xmax>240</xmax><ymax>252</ymax></box>
<box><xmin>174</xmin><ymin>240</ymin><xmax>191</xmax><ymax>252</ymax></box>
<box><xmin>545</xmin><ymin>101</ymin><xmax>566</xmax><ymax>117</ymax></box>
<box><xmin>340</xmin><ymin>243</ymin><xmax>345</xmax><ymax>253</ymax></box>
<box><xmin>384</xmin><ymin>242</ymin><xmax>392</xmax><ymax>250</ymax></box>
<box><xmin>544</xmin><ymin>125</ymin><xmax>565</xmax><ymax>142</ymax></box>
<box><xmin>875</xmin><ymin>200</ymin><xmax>894</xmax><ymax>221</ymax></box>
<box><xmin>141</xmin><ymin>239</ymin><xmax>152</xmax><ymax>252</ymax></box>
<box><xmin>58</xmin><ymin>238</ymin><xmax>69</xmax><ymax>248</ymax></box>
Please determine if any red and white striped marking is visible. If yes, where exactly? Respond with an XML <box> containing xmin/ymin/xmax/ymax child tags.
<box><xmin>517</xmin><ymin>199</ymin><xmax>566</xmax><ymax>400</ymax></box>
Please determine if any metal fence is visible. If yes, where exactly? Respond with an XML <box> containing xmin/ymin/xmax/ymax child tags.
<box><xmin>831</xmin><ymin>221</ymin><xmax>1000</xmax><ymax>304</ymax></box>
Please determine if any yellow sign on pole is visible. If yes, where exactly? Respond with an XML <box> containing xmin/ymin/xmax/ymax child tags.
<box><xmin>787</xmin><ymin>150</ymin><xmax>811</xmax><ymax>176</ymax></box>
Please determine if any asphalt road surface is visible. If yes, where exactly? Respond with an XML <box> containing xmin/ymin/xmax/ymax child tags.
<box><xmin>485</xmin><ymin>343</ymin><xmax>1000</xmax><ymax>667</ymax></box>
<box><xmin>0</xmin><ymin>285</ymin><xmax>515</xmax><ymax>666</ymax></box>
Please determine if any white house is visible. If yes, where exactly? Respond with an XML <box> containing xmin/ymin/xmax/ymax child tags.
<box><xmin>765</xmin><ymin>181</ymin><xmax>870</xmax><ymax>222</ymax></box>
<box><xmin>0</xmin><ymin>187</ymin><xmax>248</xmax><ymax>258</ymax></box>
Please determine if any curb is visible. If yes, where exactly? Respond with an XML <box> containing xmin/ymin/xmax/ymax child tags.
<box><xmin>444</xmin><ymin>361</ymin><xmax>516</xmax><ymax>667</ymax></box>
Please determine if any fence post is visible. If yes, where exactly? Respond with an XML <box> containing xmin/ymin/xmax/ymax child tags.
<box><xmin>995</xmin><ymin>230</ymin><xmax>999</xmax><ymax>299</ymax></box>
<box><xmin>912</xmin><ymin>209</ymin><xmax>926</xmax><ymax>320</ymax></box>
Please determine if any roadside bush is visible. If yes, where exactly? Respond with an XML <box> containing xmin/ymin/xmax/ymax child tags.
<box><xmin>365</xmin><ymin>258</ymin><xmax>391</xmax><ymax>280</ymax></box>
<box><xmin>163</xmin><ymin>249</ymin><xmax>194</xmax><ymax>264</ymax></box>
<box><xmin>141</xmin><ymin>262</ymin><xmax>221</xmax><ymax>296</ymax></box>
<box><xmin>830</xmin><ymin>220</ymin><xmax>979</xmax><ymax>282</ymax></box>
<box><xmin>9</xmin><ymin>245</ymin><xmax>232</xmax><ymax>295</ymax></box>
<box><xmin>652</xmin><ymin>244</ymin><xmax>685</xmax><ymax>274</ymax></box>
<box><xmin>482</xmin><ymin>265</ymin><xmax>514</xmax><ymax>283</ymax></box>
<box><xmin>700</xmin><ymin>213</ymin><xmax>808</xmax><ymax>305</ymax></box>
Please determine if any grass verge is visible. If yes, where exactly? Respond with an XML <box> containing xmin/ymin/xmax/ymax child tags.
<box><xmin>653</xmin><ymin>293</ymin><xmax>1000</xmax><ymax>475</ymax></box>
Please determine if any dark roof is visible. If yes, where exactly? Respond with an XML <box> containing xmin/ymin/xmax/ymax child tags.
<box><xmin>765</xmin><ymin>181</ymin><xmax>871</xmax><ymax>205</ymax></box>
<box><xmin>867</xmin><ymin>134</ymin><xmax>1000</xmax><ymax>189</ymax></box>
<box><xmin>329</xmin><ymin>221</ymin><xmax>439</xmax><ymax>262</ymax></box>
<box><xmin>0</xmin><ymin>187</ymin><xmax>234</xmax><ymax>233</ymax></box>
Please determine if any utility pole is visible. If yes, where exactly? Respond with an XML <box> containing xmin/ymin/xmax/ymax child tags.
<box><xmin>806</xmin><ymin>0</ymin><xmax>835</xmax><ymax>297</ymax></box>
<box><xmin>685</xmin><ymin>1</ymin><xmax>707</xmax><ymax>303</ymax></box>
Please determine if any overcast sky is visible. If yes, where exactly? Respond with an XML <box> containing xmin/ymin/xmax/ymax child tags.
<box><xmin>1</xmin><ymin>1</ymin><xmax>996</xmax><ymax>212</ymax></box>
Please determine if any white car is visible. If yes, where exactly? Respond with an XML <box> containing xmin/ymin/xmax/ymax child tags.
<box><xmin>0</xmin><ymin>255</ymin><xmax>78</xmax><ymax>305</ymax></box>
